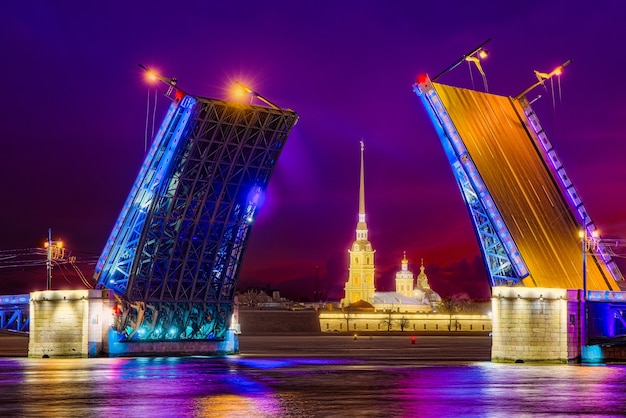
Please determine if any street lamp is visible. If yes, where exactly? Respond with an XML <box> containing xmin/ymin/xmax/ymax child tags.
<box><xmin>578</xmin><ymin>228</ymin><xmax>600</xmax><ymax>300</ymax></box>
<box><xmin>231</xmin><ymin>81</ymin><xmax>280</xmax><ymax>109</ymax></box>
<box><xmin>578</xmin><ymin>228</ymin><xmax>599</xmax><ymax>362</ymax></box>
<box><xmin>432</xmin><ymin>38</ymin><xmax>491</xmax><ymax>91</ymax></box>
<box><xmin>515</xmin><ymin>60</ymin><xmax>572</xmax><ymax>100</ymax></box>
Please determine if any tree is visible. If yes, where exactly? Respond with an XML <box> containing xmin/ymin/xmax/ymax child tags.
<box><xmin>238</xmin><ymin>289</ymin><xmax>262</xmax><ymax>307</ymax></box>
<box><xmin>342</xmin><ymin>308</ymin><xmax>354</xmax><ymax>332</ymax></box>
<box><xmin>379</xmin><ymin>305</ymin><xmax>397</xmax><ymax>331</ymax></box>
<box><xmin>398</xmin><ymin>316</ymin><xmax>410</xmax><ymax>332</ymax></box>
<box><xmin>439</xmin><ymin>293</ymin><xmax>470</xmax><ymax>331</ymax></box>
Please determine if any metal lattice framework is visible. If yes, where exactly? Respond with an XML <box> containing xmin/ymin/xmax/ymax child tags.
<box><xmin>94</xmin><ymin>86</ymin><xmax>298</xmax><ymax>341</ymax></box>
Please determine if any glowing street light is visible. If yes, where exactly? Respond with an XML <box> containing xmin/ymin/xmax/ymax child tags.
<box><xmin>465</xmin><ymin>50</ymin><xmax>489</xmax><ymax>92</ymax></box>
<box><xmin>231</xmin><ymin>81</ymin><xmax>280</xmax><ymax>109</ymax></box>
<box><xmin>432</xmin><ymin>38</ymin><xmax>491</xmax><ymax>91</ymax></box>
<box><xmin>515</xmin><ymin>59</ymin><xmax>572</xmax><ymax>100</ymax></box>
<box><xmin>138</xmin><ymin>64</ymin><xmax>177</xmax><ymax>88</ymax></box>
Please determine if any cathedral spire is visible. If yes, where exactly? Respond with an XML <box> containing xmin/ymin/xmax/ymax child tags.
<box><xmin>342</xmin><ymin>140</ymin><xmax>376</xmax><ymax>307</ymax></box>
<box><xmin>356</xmin><ymin>140</ymin><xmax>368</xmax><ymax>241</ymax></box>
<box><xmin>359</xmin><ymin>140</ymin><xmax>365</xmax><ymax>222</ymax></box>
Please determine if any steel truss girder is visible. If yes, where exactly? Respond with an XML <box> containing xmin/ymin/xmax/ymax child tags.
<box><xmin>453</xmin><ymin>160</ymin><xmax>517</xmax><ymax>285</ymax></box>
<box><xmin>112</xmin><ymin>299</ymin><xmax>233</xmax><ymax>341</ymax></box>
<box><xmin>414</xmin><ymin>77</ymin><xmax>528</xmax><ymax>287</ymax></box>
<box><xmin>94</xmin><ymin>89</ymin><xmax>298</xmax><ymax>340</ymax></box>
<box><xmin>0</xmin><ymin>294</ymin><xmax>29</xmax><ymax>332</ymax></box>
<box><xmin>0</xmin><ymin>306</ymin><xmax>29</xmax><ymax>332</ymax></box>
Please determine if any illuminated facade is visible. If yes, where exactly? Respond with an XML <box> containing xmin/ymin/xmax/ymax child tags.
<box><xmin>93</xmin><ymin>82</ymin><xmax>298</xmax><ymax>343</ymax></box>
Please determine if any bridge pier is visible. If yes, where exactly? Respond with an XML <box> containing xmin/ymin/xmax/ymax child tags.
<box><xmin>28</xmin><ymin>289</ymin><xmax>113</xmax><ymax>358</ymax></box>
<box><xmin>28</xmin><ymin>290</ymin><xmax>239</xmax><ymax>358</ymax></box>
<box><xmin>491</xmin><ymin>287</ymin><xmax>584</xmax><ymax>363</ymax></box>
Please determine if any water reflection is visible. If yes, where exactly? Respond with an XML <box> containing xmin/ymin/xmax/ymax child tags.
<box><xmin>1</xmin><ymin>357</ymin><xmax>625</xmax><ymax>417</ymax></box>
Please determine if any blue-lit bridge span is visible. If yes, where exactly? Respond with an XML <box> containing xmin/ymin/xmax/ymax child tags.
<box><xmin>90</xmin><ymin>71</ymin><xmax>298</xmax><ymax>347</ymax></box>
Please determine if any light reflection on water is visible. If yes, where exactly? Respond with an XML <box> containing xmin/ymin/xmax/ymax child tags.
<box><xmin>1</xmin><ymin>357</ymin><xmax>625</xmax><ymax>417</ymax></box>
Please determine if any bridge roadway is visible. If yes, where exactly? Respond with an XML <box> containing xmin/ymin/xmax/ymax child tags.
<box><xmin>433</xmin><ymin>82</ymin><xmax>619</xmax><ymax>291</ymax></box>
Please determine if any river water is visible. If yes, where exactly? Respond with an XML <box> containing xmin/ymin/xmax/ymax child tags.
<box><xmin>1</xmin><ymin>336</ymin><xmax>625</xmax><ymax>417</ymax></box>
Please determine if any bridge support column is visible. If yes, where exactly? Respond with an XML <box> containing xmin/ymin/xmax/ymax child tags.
<box><xmin>491</xmin><ymin>287</ymin><xmax>584</xmax><ymax>363</ymax></box>
<box><xmin>28</xmin><ymin>289</ymin><xmax>113</xmax><ymax>358</ymax></box>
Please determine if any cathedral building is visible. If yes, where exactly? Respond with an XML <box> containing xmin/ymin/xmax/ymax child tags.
<box><xmin>341</xmin><ymin>142</ymin><xmax>440</xmax><ymax>313</ymax></box>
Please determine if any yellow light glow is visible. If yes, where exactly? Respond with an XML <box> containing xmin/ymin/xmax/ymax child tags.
<box><xmin>232</xmin><ymin>83</ymin><xmax>248</xmax><ymax>100</ymax></box>
<box><xmin>145</xmin><ymin>70</ymin><xmax>158</xmax><ymax>82</ymax></box>
<box><xmin>579</xmin><ymin>230</ymin><xmax>585</xmax><ymax>238</ymax></box>
<box><xmin>478</xmin><ymin>49</ymin><xmax>488</xmax><ymax>60</ymax></box>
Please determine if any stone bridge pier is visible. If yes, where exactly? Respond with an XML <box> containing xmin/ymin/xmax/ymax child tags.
<box><xmin>491</xmin><ymin>286</ymin><xmax>583</xmax><ymax>363</ymax></box>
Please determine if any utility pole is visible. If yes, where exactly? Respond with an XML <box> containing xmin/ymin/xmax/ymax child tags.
<box><xmin>46</xmin><ymin>228</ymin><xmax>52</xmax><ymax>290</ymax></box>
<box><xmin>45</xmin><ymin>228</ymin><xmax>64</xmax><ymax>291</ymax></box>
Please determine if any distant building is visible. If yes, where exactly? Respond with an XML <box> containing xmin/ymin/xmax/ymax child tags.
<box><xmin>340</xmin><ymin>142</ymin><xmax>440</xmax><ymax>313</ymax></box>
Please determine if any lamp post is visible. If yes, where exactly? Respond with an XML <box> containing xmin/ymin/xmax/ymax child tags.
<box><xmin>580</xmin><ymin>229</ymin><xmax>587</xmax><ymax>300</ymax></box>
<box><xmin>578</xmin><ymin>228</ymin><xmax>599</xmax><ymax>362</ymax></box>
<box><xmin>432</xmin><ymin>39</ymin><xmax>491</xmax><ymax>83</ymax></box>
<box><xmin>579</xmin><ymin>228</ymin><xmax>600</xmax><ymax>300</ymax></box>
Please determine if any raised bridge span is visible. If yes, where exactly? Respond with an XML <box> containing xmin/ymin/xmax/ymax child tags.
<box><xmin>414</xmin><ymin>76</ymin><xmax>623</xmax><ymax>291</ymax></box>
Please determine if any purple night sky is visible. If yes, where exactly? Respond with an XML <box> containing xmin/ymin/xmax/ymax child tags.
<box><xmin>1</xmin><ymin>2</ymin><xmax>625</xmax><ymax>300</ymax></box>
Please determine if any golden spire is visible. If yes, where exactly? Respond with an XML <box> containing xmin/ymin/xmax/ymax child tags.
<box><xmin>356</xmin><ymin>140</ymin><xmax>368</xmax><ymax>241</ymax></box>
<box><xmin>359</xmin><ymin>140</ymin><xmax>365</xmax><ymax>221</ymax></box>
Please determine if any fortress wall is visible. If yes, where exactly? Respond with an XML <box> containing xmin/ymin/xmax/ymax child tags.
<box><xmin>318</xmin><ymin>312</ymin><xmax>492</xmax><ymax>333</ymax></box>
<box><xmin>239</xmin><ymin>310</ymin><xmax>321</xmax><ymax>334</ymax></box>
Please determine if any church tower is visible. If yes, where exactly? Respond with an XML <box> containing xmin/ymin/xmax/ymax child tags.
<box><xmin>417</xmin><ymin>258</ymin><xmax>431</xmax><ymax>290</ymax></box>
<box><xmin>395</xmin><ymin>252</ymin><xmax>414</xmax><ymax>298</ymax></box>
<box><xmin>342</xmin><ymin>141</ymin><xmax>376</xmax><ymax>306</ymax></box>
